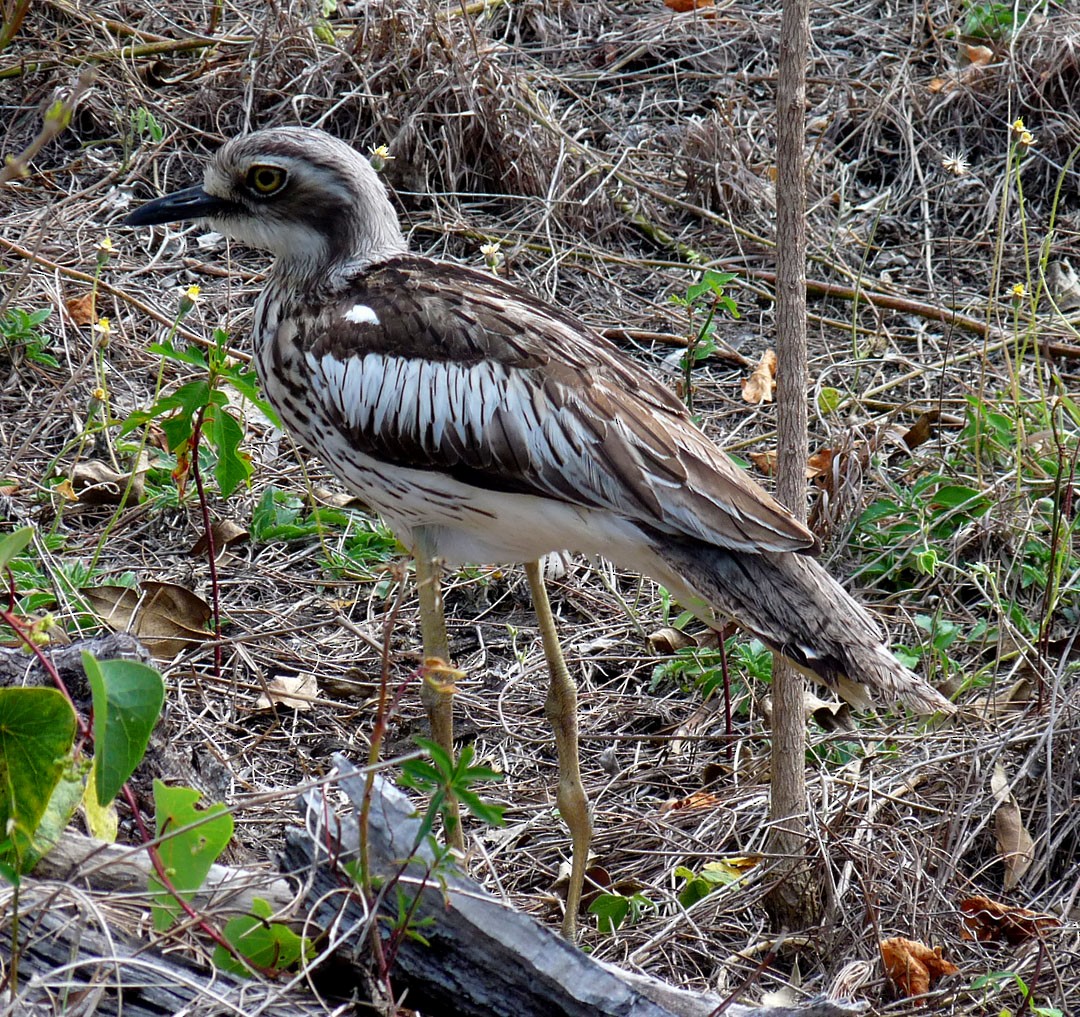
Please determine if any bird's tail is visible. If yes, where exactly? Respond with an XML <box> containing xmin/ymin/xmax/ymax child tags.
<box><xmin>642</xmin><ymin>535</ymin><xmax>954</xmax><ymax>716</ymax></box>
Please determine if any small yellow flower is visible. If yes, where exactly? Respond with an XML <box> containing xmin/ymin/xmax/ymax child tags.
<box><xmin>480</xmin><ymin>241</ymin><xmax>503</xmax><ymax>273</ymax></box>
<box><xmin>179</xmin><ymin>285</ymin><xmax>201</xmax><ymax>315</ymax></box>
<box><xmin>1010</xmin><ymin>118</ymin><xmax>1035</xmax><ymax>147</ymax></box>
<box><xmin>368</xmin><ymin>145</ymin><xmax>394</xmax><ymax>172</ymax></box>
<box><xmin>93</xmin><ymin>316</ymin><xmax>111</xmax><ymax>341</ymax></box>
<box><xmin>93</xmin><ymin>386</ymin><xmax>107</xmax><ymax>401</ymax></box>
<box><xmin>95</xmin><ymin>235</ymin><xmax>114</xmax><ymax>267</ymax></box>
<box><xmin>1011</xmin><ymin>282</ymin><xmax>1025</xmax><ymax>300</ymax></box>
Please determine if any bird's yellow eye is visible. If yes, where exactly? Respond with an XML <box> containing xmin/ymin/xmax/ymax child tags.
<box><xmin>246</xmin><ymin>165</ymin><xmax>287</xmax><ymax>196</ymax></box>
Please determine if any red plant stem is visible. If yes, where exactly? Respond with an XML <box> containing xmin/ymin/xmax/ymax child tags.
<box><xmin>189</xmin><ymin>408</ymin><xmax>222</xmax><ymax>677</ymax></box>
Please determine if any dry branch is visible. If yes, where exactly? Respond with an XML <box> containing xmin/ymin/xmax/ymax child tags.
<box><xmin>8</xmin><ymin>766</ymin><xmax>870</xmax><ymax>1017</ymax></box>
<box><xmin>287</xmin><ymin>758</ymin><xmax>868</xmax><ymax>1017</ymax></box>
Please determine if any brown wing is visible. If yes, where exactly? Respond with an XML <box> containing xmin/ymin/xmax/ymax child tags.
<box><xmin>298</xmin><ymin>255</ymin><xmax>812</xmax><ymax>553</ymax></box>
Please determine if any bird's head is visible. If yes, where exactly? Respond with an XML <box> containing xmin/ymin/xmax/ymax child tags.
<box><xmin>123</xmin><ymin>127</ymin><xmax>407</xmax><ymax>284</ymax></box>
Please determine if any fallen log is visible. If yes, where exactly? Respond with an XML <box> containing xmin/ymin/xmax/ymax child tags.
<box><xmin>286</xmin><ymin>757</ymin><xmax>868</xmax><ymax>1017</ymax></box>
<box><xmin>3</xmin><ymin>759</ymin><xmax>868</xmax><ymax>1017</ymax></box>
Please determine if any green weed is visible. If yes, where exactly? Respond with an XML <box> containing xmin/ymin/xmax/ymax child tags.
<box><xmin>0</xmin><ymin>307</ymin><xmax>58</xmax><ymax>370</ymax></box>
<box><xmin>669</xmin><ymin>269</ymin><xmax>739</xmax><ymax>416</ymax></box>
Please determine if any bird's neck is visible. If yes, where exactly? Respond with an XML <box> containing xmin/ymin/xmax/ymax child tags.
<box><xmin>269</xmin><ymin>216</ymin><xmax>407</xmax><ymax>295</ymax></box>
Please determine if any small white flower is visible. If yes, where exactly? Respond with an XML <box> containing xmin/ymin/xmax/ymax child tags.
<box><xmin>941</xmin><ymin>152</ymin><xmax>969</xmax><ymax>177</ymax></box>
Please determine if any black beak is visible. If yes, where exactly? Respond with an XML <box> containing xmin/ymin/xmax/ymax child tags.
<box><xmin>123</xmin><ymin>185</ymin><xmax>231</xmax><ymax>227</ymax></box>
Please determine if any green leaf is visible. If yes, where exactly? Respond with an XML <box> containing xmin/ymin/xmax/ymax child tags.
<box><xmin>817</xmin><ymin>387</ymin><xmax>843</xmax><ymax>416</ymax></box>
<box><xmin>914</xmin><ymin>546</ymin><xmax>939</xmax><ymax>576</ymax></box>
<box><xmin>149</xmin><ymin>781</ymin><xmax>233</xmax><ymax>931</ymax></box>
<box><xmin>686</xmin><ymin>270</ymin><xmax>738</xmax><ymax>303</ymax></box>
<box><xmin>207</xmin><ymin>406</ymin><xmax>252</xmax><ymax>498</ymax></box>
<box><xmin>0</xmin><ymin>688</ymin><xmax>77</xmax><ymax>870</ymax></box>
<box><xmin>83</xmin><ymin>757</ymin><xmax>120</xmax><ymax>842</ymax></box>
<box><xmin>149</xmin><ymin>340</ymin><xmax>208</xmax><ymax>368</ymax></box>
<box><xmin>588</xmin><ymin>892</ymin><xmax>630</xmax><ymax>934</ymax></box>
<box><xmin>213</xmin><ymin>897</ymin><xmax>313</xmax><ymax>976</ymax></box>
<box><xmin>0</xmin><ymin>526</ymin><xmax>34</xmax><ymax>570</ymax></box>
<box><xmin>83</xmin><ymin>653</ymin><xmax>165</xmax><ymax>804</ymax></box>
<box><xmin>24</xmin><ymin>755</ymin><xmax>88</xmax><ymax>868</ymax></box>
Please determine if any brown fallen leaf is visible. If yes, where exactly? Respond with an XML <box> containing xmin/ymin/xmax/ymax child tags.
<box><xmin>806</xmin><ymin>448</ymin><xmax>835</xmax><ymax>479</ymax></box>
<box><xmin>646</xmin><ymin>626</ymin><xmax>697</xmax><ymax>655</ymax></box>
<box><xmin>255</xmin><ymin>673</ymin><xmax>319</xmax><ymax>711</ymax></box>
<box><xmin>69</xmin><ymin>459</ymin><xmax>147</xmax><ymax>507</ymax></box>
<box><xmin>749</xmin><ymin>448</ymin><xmax>833</xmax><ymax>480</ymax></box>
<box><xmin>190</xmin><ymin>518</ymin><xmax>249</xmax><ymax>559</ymax></box>
<box><xmin>311</xmin><ymin>486</ymin><xmax>372</xmax><ymax>511</ymax></box>
<box><xmin>53</xmin><ymin>478</ymin><xmax>78</xmax><ymax>502</ymax></box>
<box><xmin>991</xmin><ymin>762</ymin><xmax>1035</xmax><ymax>890</ymax></box>
<box><xmin>83</xmin><ymin>581</ymin><xmax>212</xmax><ymax>661</ymax></box>
<box><xmin>659</xmin><ymin>790</ymin><xmax>724</xmax><ymax>813</ymax></box>
<box><xmin>741</xmin><ymin>349</ymin><xmax>777</xmax><ymax>404</ymax></box>
<box><xmin>761</xmin><ymin>691</ymin><xmax>855</xmax><ymax>738</ymax></box>
<box><xmin>958</xmin><ymin>895</ymin><xmax>1062</xmax><ymax>944</ymax></box>
<box><xmin>749</xmin><ymin>450</ymin><xmax>777</xmax><ymax>474</ymax></box>
<box><xmin>880</xmin><ymin>936</ymin><xmax>959</xmax><ymax>997</ymax></box>
<box><xmin>663</xmin><ymin>0</ymin><xmax>715</xmax><ymax>12</ymax></box>
<box><xmin>901</xmin><ymin>410</ymin><xmax>940</xmax><ymax>452</ymax></box>
<box><xmin>961</xmin><ymin>43</ymin><xmax>994</xmax><ymax>66</ymax></box>
<box><xmin>64</xmin><ymin>291</ymin><xmax>97</xmax><ymax>326</ymax></box>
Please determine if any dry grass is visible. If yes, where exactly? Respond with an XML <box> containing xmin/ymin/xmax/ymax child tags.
<box><xmin>2</xmin><ymin>0</ymin><xmax>1079</xmax><ymax>1013</ymax></box>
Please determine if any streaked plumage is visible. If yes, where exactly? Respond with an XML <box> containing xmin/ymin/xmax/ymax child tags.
<box><xmin>124</xmin><ymin>126</ymin><xmax>953</xmax><ymax>937</ymax></box>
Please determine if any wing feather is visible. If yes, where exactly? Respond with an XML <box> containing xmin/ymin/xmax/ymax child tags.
<box><xmin>299</xmin><ymin>255</ymin><xmax>811</xmax><ymax>552</ymax></box>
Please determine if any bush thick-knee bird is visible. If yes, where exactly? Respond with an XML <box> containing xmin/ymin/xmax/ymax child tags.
<box><xmin>125</xmin><ymin>127</ymin><xmax>953</xmax><ymax>940</ymax></box>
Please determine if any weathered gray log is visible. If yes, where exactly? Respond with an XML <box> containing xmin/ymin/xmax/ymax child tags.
<box><xmin>33</xmin><ymin>828</ymin><xmax>295</xmax><ymax>918</ymax></box>
<box><xmin>3</xmin><ymin>760</ymin><xmax>867</xmax><ymax>1017</ymax></box>
<box><xmin>1</xmin><ymin>885</ymin><xmax>328</xmax><ymax>1017</ymax></box>
<box><xmin>286</xmin><ymin>756</ymin><xmax>867</xmax><ymax>1017</ymax></box>
<box><xmin>0</xmin><ymin>632</ymin><xmax>151</xmax><ymax>698</ymax></box>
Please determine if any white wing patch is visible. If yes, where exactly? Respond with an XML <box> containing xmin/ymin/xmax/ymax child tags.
<box><xmin>343</xmin><ymin>303</ymin><xmax>380</xmax><ymax>326</ymax></box>
<box><xmin>305</xmin><ymin>352</ymin><xmax>518</xmax><ymax>451</ymax></box>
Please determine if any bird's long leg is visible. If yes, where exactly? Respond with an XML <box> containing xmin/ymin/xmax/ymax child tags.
<box><xmin>413</xmin><ymin>527</ymin><xmax>463</xmax><ymax>851</ymax></box>
<box><xmin>524</xmin><ymin>559</ymin><xmax>591</xmax><ymax>942</ymax></box>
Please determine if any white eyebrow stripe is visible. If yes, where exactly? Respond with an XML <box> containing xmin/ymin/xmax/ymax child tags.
<box><xmin>343</xmin><ymin>303</ymin><xmax>380</xmax><ymax>325</ymax></box>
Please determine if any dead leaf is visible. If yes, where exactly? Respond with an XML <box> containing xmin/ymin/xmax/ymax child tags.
<box><xmin>749</xmin><ymin>450</ymin><xmax>777</xmax><ymax>475</ymax></box>
<box><xmin>880</xmin><ymin>937</ymin><xmax>959</xmax><ymax>997</ymax></box>
<box><xmin>1046</xmin><ymin>260</ymin><xmax>1080</xmax><ymax>311</ymax></box>
<box><xmin>0</xmin><ymin>481</ymin><xmax>19</xmax><ymax>496</ymax></box>
<box><xmin>552</xmin><ymin>860</ymin><xmax>610</xmax><ymax>913</ymax></box>
<box><xmin>958</xmin><ymin>895</ymin><xmax>1062</xmax><ymax>944</ymax></box>
<box><xmin>806</xmin><ymin>448</ymin><xmax>834</xmax><ymax>479</ymax></box>
<box><xmin>64</xmin><ymin>291</ymin><xmax>97</xmax><ymax>326</ymax></box>
<box><xmin>760</xmin><ymin>691</ymin><xmax>854</xmax><ymax>732</ymax></box>
<box><xmin>83</xmin><ymin>581</ymin><xmax>212</xmax><ymax>661</ymax></box>
<box><xmin>901</xmin><ymin>410</ymin><xmax>940</xmax><ymax>452</ymax></box>
<box><xmin>991</xmin><ymin>762</ymin><xmax>1035</xmax><ymax>889</ymax></box>
<box><xmin>53</xmin><ymin>478</ymin><xmax>78</xmax><ymax>502</ymax></box>
<box><xmin>750</xmin><ymin>448</ymin><xmax>833</xmax><ymax>480</ymax></box>
<box><xmin>659</xmin><ymin>790</ymin><xmax>724</xmax><ymax>813</ymax></box>
<box><xmin>646</xmin><ymin>626</ymin><xmax>697</xmax><ymax>655</ymax></box>
<box><xmin>69</xmin><ymin>459</ymin><xmax>146</xmax><ymax>507</ymax></box>
<box><xmin>961</xmin><ymin>43</ymin><xmax>994</xmax><ymax>66</ymax></box>
<box><xmin>663</xmin><ymin>0</ymin><xmax>715</xmax><ymax>13</ymax></box>
<box><xmin>190</xmin><ymin>518</ymin><xmax>249</xmax><ymax>559</ymax></box>
<box><xmin>741</xmin><ymin>349</ymin><xmax>777</xmax><ymax>404</ymax></box>
<box><xmin>255</xmin><ymin>673</ymin><xmax>319</xmax><ymax>711</ymax></box>
<box><xmin>311</xmin><ymin>487</ymin><xmax>372</xmax><ymax>512</ymax></box>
